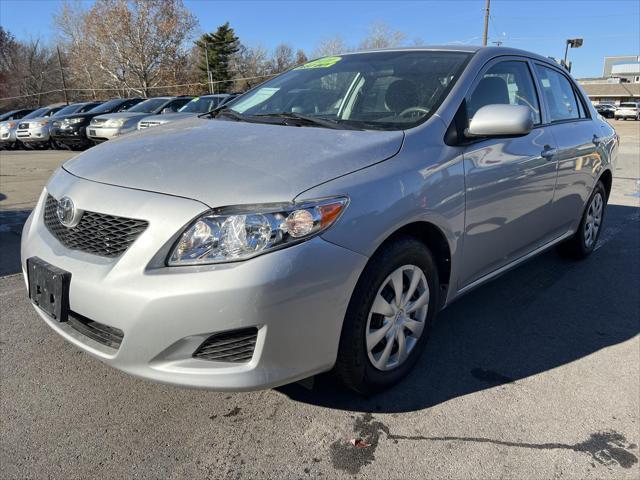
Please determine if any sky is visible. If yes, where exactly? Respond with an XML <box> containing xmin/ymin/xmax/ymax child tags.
<box><xmin>1</xmin><ymin>0</ymin><xmax>639</xmax><ymax>78</ymax></box>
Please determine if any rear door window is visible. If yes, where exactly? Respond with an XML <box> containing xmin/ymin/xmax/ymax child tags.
<box><xmin>535</xmin><ymin>65</ymin><xmax>581</xmax><ymax>122</ymax></box>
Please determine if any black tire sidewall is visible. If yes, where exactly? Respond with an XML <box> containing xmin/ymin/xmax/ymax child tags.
<box><xmin>337</xmin><ymin>237</ymin><xmax>440</xmax><ymax>394</ymax></box>
<box><xmin>578</xmin><ymin>182</ymin><xmax>607</xmax><ymax>255</ymax></box>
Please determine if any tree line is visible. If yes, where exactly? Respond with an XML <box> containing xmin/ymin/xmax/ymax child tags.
<box><xmin>0</xmin><ymin>0</ymin><xmax>409</xmax><ymax>110</ymax></box>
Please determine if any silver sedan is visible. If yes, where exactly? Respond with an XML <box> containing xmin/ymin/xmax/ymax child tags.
<box><xmin>21</xmin><ymin>46</ymin><xmax>617</xmax><ymax>394</ymax></box>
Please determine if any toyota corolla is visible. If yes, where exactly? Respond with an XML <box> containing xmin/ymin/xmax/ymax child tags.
<box><xmin>21</xmin><ymin>47</ymin><xmax>617</xmax><ymax>394</ymax></box>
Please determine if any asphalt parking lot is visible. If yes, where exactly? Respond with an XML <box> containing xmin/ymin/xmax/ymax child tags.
<box><xmin>1</xmin><ymin>121</ymin><xmax>639</xmax><ymax>479</ymax></box>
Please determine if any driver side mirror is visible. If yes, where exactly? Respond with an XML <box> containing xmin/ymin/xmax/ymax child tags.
<box><xmin>161</xmin><ymin>107</ymin><xmax>173</xmax><ymax>114</ymax></box>
<box><xmin>466</xmin><ymin>104</ymin><xmax>533</xmax><ymax>138</ymax></box>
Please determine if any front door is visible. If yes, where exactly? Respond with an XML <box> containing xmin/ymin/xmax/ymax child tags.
<box><xmin>459</xmin><ymin>58</ymin><xmax>559</xmax><ymax>287</ymax></box>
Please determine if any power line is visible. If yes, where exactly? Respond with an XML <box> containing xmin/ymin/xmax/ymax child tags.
<box><xmin>0</xmin><ymin>73</ymin><xmax>278</xmax><ymax>102</ymax></box>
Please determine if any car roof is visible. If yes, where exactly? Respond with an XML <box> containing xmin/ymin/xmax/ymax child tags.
<box><xmin>340</xmin><ymin>45</ymin><xmax>554</xmax><ymax>65</ymax></box>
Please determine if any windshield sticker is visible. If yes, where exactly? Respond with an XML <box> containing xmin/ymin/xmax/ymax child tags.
<box><xmin>232</xmin><ymin>88</ymin><xmax>280</xmax><ymax>112</ymax></box>
<box><xmin>296</xmin><ymin>56</ymin><xmax>342</xmax><ymax>70</ymax></box>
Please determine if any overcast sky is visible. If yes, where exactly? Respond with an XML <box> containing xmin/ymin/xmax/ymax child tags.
<box><xmin>1</xmin><ymin>0</ymin><xmax>638</xmax><ymax>78</ymax></box>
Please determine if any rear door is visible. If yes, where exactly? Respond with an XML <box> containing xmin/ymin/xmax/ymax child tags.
<box><xmin>459</xmin><ymin>57</ymin><xmax>560</xmax><ymax>287</ymax></box>
<box><xmin>533</xmin><ymin>63</ymin><xmax>602</xmax><ymax>232</ymax></box>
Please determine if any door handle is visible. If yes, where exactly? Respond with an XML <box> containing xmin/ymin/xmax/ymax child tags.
<box><xmin>541</xmin><ymin>146</ymin><xmax>557</xmax><ymax>160</ymax></box>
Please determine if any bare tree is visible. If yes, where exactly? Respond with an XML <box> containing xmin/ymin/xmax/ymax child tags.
<box><xmin>271</xmin><ymin>44</ymin><xmax>295</xmax><ymax>74</ymax></box>
<box><xmin>359</xmin><ymin>21</ymin><xmax>406</xmax><ymax>50</ymax></box>
<box><xmin>312</xmin><ymin>35</ymin><xmax>349</xmax><ymax>58</ymax></box>
<box><xmin>231</xmin><ymin>44</ymin><xmax>272</xmax><ymax>91</ymax></box>
<box><xmin>295</xmin><ymin>49</ymin><xmax>308</xmax><ymax>66</ymax></box>
<box><xmin>56</xmin><ymin>0</ymin><xmax>198</xmax><ymax>97</ymax></box>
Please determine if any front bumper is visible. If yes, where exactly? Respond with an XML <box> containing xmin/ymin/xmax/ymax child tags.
<box><xmin>0</xmin><ymin>127</ymin><xmax>17</xmax><ymax>143</ymax></box>
<box><xmin>86</xmin><ymin>126</ymin><xmax>121</xmax><ymax>142</ymax></box>
<box><xmin>21</xmin><ymin>169</ymin><xmax>367</xmax><ymax>390</ymax></box>
<box><xmin>51</xmin><ymin>125</ymin><xmax>91</xmax><ymax>146</ymax></box>
<box><xmin>16</xmin><ymin>125</ymin><xmax>51</xmax><ymax>143</ymax></box>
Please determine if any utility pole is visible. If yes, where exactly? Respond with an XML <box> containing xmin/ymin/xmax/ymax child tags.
<box><xmin>482</xmin><ymin>0</ymin><xmax>491</xmax><ymax>46</ymax></box>
<box><xmin>56</xmin><ymin>46</ymin><xmax>69</xmax><ymax>104</ymax></box>
<box><xmin>204</xmin><ymin>42</ymin><xmax>214</xmax><ymax>94</ymax></box>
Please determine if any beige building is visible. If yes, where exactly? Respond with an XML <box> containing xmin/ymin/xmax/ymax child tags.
<box><xmin>578</xmin><ymin>55</ymin><xmax>640</xmax><ymax>105</ymax></box>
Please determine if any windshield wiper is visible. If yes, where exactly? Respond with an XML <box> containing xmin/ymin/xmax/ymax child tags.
<box><xmin>253</xmin><ymin>112</ymin><xmax>363</xmax><ymax>130</ymax></box>
<box><xmin>213</xmin><ymin>108</ymin><xmax>251</xmax><ymax>122</ymax></box>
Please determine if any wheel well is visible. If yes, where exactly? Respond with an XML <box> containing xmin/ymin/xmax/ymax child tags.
<box><xmin>599</xmin><ymin>169</ymin><xmax>613</xmax><ymax>200</ymax></box>
<box><xmin>384</xmin><ymin>222</ymin><xmax>452</xmax><ymax>300</ymax></box>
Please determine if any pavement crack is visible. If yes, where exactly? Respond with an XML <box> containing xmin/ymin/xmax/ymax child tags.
<box><xmin>330</xmin><ymin>413</ymin><xmax>638</xmax><ymax>474</ymax></box>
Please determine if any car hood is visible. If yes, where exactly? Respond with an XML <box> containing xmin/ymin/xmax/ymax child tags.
<box><xmin>140</xmin><ymin>112</ymin><xmax>195</xmax><ymax>124</ymax></box>
<box><xmin>19</xmin><ymin>116</ymin><xmax>48</xmax><ymax>124</ymax></box>
<box><xmin>63</xmin><ymin>117</ymin><xmax>404</xmax><ymax>207</ymax></box>
<box><xmin>94</xmin><ymin>112</ymin><xmax>153</xmax><ymax>121</ymax></box>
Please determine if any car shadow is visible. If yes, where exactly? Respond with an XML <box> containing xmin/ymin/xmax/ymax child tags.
<box><xmin>278</xmin><ymin>204</ymin><xmax>640</xmax><ymax>412</ymax></box>
<box><xmin>0</xmin><ymin>209</ymin><xmax>31</xmax><ymax>276</ymax></box>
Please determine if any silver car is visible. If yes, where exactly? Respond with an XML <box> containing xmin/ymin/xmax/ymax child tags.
<box><xmin>137</xmin><ymin>94</ymin><xmax>236</xmax><ymax>130</ymax></box>
<box><xmin>21</xmin><ymin>47</ymin><xmax>617</xmax><ymax>394</ymax></box>
<box><xmin>15</xmin><ymin>104</ymin><xmax>66</xmax><ymax>147</ymax></box>
<box><xmin>87</xmin><ymin>96</ymin><xmax>192</xmax><ymax>142</ymax></box>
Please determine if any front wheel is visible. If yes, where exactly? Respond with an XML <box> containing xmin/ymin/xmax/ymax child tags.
<box><xmin>557</xmin><ymin>181</ymin><xmax>607</xmax><ymax>259</ymax></box>
<box><xmin>335</xmin><ymin>236</ymin><xmax>440</xmax><ymax>395</ymax></box>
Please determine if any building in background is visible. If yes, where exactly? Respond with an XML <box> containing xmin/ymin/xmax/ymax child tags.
<box><xmin>579</xmin><ymin>55</ymin><xmax>640</xmax><ymax>105</ymax></box>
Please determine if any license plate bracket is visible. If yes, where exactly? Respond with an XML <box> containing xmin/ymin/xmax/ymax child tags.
<box><xmin>27</xmin><ymin>257</ymin><xmax>71</xmax><ymax>322</ymax></box>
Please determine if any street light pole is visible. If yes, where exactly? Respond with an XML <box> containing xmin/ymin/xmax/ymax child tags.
<box><xmin>563</xmin><ymin>38</ymin><xmax>583</xmax><ymax>71</ymax></box>
<box><xmin>56</xmin><ymin>46</ymin><xmax>69</xmax><ymax>104</ymax></box>
<box><xmin>482</xmin><ymin>0</ymin><xmax>491</xmax><ymax>46</ymax></box>
<box><xmin>204</xmin><ymin>42</ymin><xmax>213</xmax><ymax>94</ymax></box>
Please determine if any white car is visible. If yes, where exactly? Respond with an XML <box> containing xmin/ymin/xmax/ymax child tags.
<box><xmin>614</xmin><ymin>102</ymin><xmax>640</xmax><ymax>120</ymax></box>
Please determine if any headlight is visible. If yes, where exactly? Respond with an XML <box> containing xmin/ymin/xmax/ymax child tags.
<box><xmin>39</xmin><ymin>120</ymin><xmax>49</xmax><ymax>126</ymax></box>
<box><xmin>105</xmin><ymin>119</ymin><xmax>125</xmax><ymax>128</ymax></box>
<box><xmin>168</xmin><ymin>196</ymin><xmax>349</xmax><ymax>266</ymax></box>
<box><xmin>5</xmin><ymin>122</ymin><xmax>14</xmax><ymax>129</ymax></box>
<box><xmin>67</xmin><ymin>117</ymin><xmax>84</xmax><ymax>124</ymax></box>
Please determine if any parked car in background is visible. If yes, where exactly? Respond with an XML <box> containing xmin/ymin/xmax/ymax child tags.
<box><xmin>614</xmin><ymin>102</ymin><xmax>640</xmax><ymax>120</ymax></box>
<box><xmin>0</xmin><ymin>108</ymin><xmax>35</xmax><ymax>121</ymax></box>
<box><xmin>15</xmin><ymin>104</ymin><xmax>66</xmax><ymax>149</ymax></box>
<box><xmin>22</xmin><ymin>47</ymin><xmax>617</xmax><ymax>394</ymax></box>
<box><xmin>0</xmin><ymin>108</ymin><xmax>36</xmax><ymax>149</ymax></box>
<box><xmin>137</xmin><ymin>94</ymin><xmax>237</xmax><ymax>130</ymax></box>
<box><xmin>88</xmin><ymin>96</ymin><xmax>192</xmax><ymax>142</ymax></box>
<box><xmin>51</xmin><ymin>98</ymin><xmax>145</xmax><ymax>150</ymax></box>
<box><xmin>595</xmin><ymin>103</ymin><xmax>616</xmax><ymax>119</ymax></box>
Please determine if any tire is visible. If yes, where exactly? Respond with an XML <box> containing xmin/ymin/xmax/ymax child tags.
<box><xmin>335</xmin><ymin>236</ymin><xmax>440</xmax><ymax>395</ymax></box>
<box><xmin>557</xmin><ymin>181</ymin><xmax>607</xmax><ymax>260</ymax></box>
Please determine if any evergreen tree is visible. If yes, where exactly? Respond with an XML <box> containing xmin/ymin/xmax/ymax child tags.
<box><xmin>195</xmin><ymin>22</ymin><xmax>239</xmax><ymax>93</ymax></box>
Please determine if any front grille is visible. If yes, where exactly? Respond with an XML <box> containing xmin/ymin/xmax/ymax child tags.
<box><xmin>193</xmin><ymin>328</ymin><xmax>258</xmax><ymax>362</ymax></box>
<box><xmin>18</xmin><ymin>122</ymin><xmax>29</xmax><ymax>129</ymax></box>
<box><xmin>68</xmin><ymin>311</ymin><xmax>124</xmax><ymax>349</ymax></box>
<box><xmin>44</xmin><ymin>195</ymin><xmax>148</xmax><ymax>257</ymax></box>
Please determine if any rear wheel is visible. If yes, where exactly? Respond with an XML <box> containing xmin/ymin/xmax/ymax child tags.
<box><xmin>557</xmin><ymin>181</ymin><xmax>607</xmax><ymax>259</ymax></box>
<box><xmin>335</xmin><ymin>236</ymin><xmax>440</xmax><ymax>395</ymax></box>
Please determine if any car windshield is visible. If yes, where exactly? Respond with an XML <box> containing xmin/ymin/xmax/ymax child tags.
<box><xmin>179</xmin><ymin>96</ymin><xmax>224</xmax><ymax>113</ymax></box>
<box><xmin>52</xmin><ymin>104</ymin><xmax>84</xmax><ymax>117</ymax></box>
<box><xmin>229</xmin><ymin>51</ymin><xmax>470</xmax><ymax>130</ymax></box>
<box><xmin>128</xmin><ymin>98</ymin><xmax>169</xmax><ymax>113</ymax></box>
<box><xmin>88</xmin><ymin>99</ymin><xmax>128</xmax><ymax>114</ymax></box>
<box><xmin>23</xmin><ymin>107</ymin><xmax>50</xmax><ymax>119</ymax></box>
<box><xmin>0</xmin><ymin>111</ymin><xmax>17</xmax><ymax>121</ymax></box>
